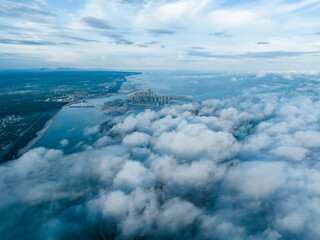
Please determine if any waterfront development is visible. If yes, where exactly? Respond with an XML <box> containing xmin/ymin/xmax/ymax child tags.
<box><xmin>102</xmin><ymin>90</ymin><xmax>176</xmax><ymax>115</ymax></box>
<box><xmin>128</xmin><ymin>89</ymin><xmax>171</xmax><ymax>104</ymax></box>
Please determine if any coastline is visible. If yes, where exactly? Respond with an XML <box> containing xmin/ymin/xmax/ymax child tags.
<box><xmin>16</xmin><ymin>74</ymin><xmax>134</xmax><ymax>157</ymax></box>
<box><xmin>16</xmin><ymin>93</ymin><xmax>116</xmax><ymax>156</ymax></box>
<box><xmin>17</xmin><ymin>103</ymin><xmax>71</xmax><ymax>156</ymax></box>
<box><xmin>0</xmin><ymin>72</ymin><xmax>138</xmax><ymax>163</ymax></box>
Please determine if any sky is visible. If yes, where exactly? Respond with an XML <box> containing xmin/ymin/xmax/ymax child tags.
<box><xmin>1</xmin><ymin>0</ymin><xmax>320</xmax><ymax>71</ymax></box>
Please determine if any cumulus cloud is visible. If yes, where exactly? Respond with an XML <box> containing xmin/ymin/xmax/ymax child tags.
<box><xmin>154</xmin><ymin>124</ymin><xmax>239</xmax><ymax>160</ymax></box>
<box><xmin>84</xmin><ymin>125</ymin><xmax>100</xmax><ymax>136</ymax></box>
<box><xmin>122</xmin><ymin>132</ymin><xmax>151</xmax><ymax>146</ymax></box>
<box><xmin>270</xmin><ymin>146</ymin><xmax>309</xmax><ymax>162</ymax></box>
<box><xmin>147</xmin><ymin>29</ymin><xmax>175</xmax><ymax>35</ymax></box>
<box><xmin>113</xmin><ymin>160</ymin><xmax>151</xmax><ymax>190</ymax></box>
<box><xmin>257</xmin><ymin>41</ymin><xmax>270</xmax><ymax>45</ymax></box>
<box><xmin>294</xmin><ymin>130</ymin><xmax>320</xmax><ymax>148</ymax></box>
<box><xmin>82</xmin><ymin>16</ymin><xmax>113</xmax><ymax>30</ymax></box>
<box><xmin>59</xmin><ymin>139</ymin><xmax>69</xmax><ymax>147</ymax></box>
<box><xmin>2</xmin><ymin>77</ymin><xmax>320</xmax><ymax>239</ymax></box>
<box><xmin>224</xmin><ymin>161</ymin><xmax>287</xmax><ymax>199</ymax></box>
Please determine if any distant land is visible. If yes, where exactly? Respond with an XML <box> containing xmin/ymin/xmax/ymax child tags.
<box><xmin>0</xmin><ymin>70</ymin><xmax>139</xmax><ymax>162</ymax></box>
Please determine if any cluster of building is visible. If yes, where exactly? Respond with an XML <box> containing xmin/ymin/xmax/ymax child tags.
<box><xmin>42</xmin><ymin>91</ymin><xmax>105</xmax><ymax>103</ymax></box>
<box><xmin>1</xmin><ymin>115</ymin><xmax>23</xmax><ymax>128</ymax></box>
<box><xmin>127</xmin><ymin>90</ymin><xmax>171</xmax><ymax>104</ymax></box>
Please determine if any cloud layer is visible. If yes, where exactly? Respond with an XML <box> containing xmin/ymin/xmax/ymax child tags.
<box><xmin>2</xmin><ymin>76</ymin><xmax>320</xmax><ymax>239</ymax></box>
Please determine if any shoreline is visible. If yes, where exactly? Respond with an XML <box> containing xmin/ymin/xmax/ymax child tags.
<box><xmin>17</xmin><ymin>93</ymin><xmax>117</xmax><ymax>156</ymax></box>
<box><xmin>16</xmin><ymin>75</ymin><xmax>133</xmax><ymax>157</ymax></box>
<box><xmin>17</xmin><ymin>103</ymin><xmax>72</xmax><ymax>156</ymax></box>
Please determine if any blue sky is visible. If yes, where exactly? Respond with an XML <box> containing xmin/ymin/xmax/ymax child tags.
<box><xmin>1</xmin><ymin>0</ymin><xmax>320</xmax><ymax>71</ymax></box>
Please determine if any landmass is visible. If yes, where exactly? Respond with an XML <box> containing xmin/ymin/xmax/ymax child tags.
<box><xmin>102</xmin><ymin>89</ymin><xmax>189</xmax><ymax>115</ymax></box>
<box><xmin>0</xmin><ymin>70</ymin><xmax>138</xmax><ymax>162</ymax></box>
<box><xmin>100</xmin><ymin>89</ymin><xmax>191</xmax><ymax>134</ymax></box>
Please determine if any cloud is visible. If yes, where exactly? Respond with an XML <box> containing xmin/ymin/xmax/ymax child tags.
<box><xmin>0</xmin><ymin>0</ymin><xmax>56</xmax><ymax>22</ymax></box>
<box><xmin>209</xmin><ymin>32</ymin><xmax>232</xmax><ymax>38</ymax></box>
<box><xmin>84</xmin><ymin>125</ymin><xmax>100</xmax><ymax>136</ymax></box>
<box><xmin>0</xmin><ymin>38</ymin><xmax>56</xmax><ymax>46</ymax></box>
<box><xmin>121</xmin><ymin>0</ymin><xmax>147</xmax><ymax>5</ymax></box>
<box><xmin>294</xmin><ymin>130</ymin><xmax>320</xmax><ymax>148</ymax></box>
<box><xmin>147</xmin><ymin>29</ymin><xmax>175</xmax><ymax>35</ymax></box>
<box><xmin>206</xmin><ymin>9</ymin><xmax>255</xmax><ymax>27</ymax></box>
<box><xmin>188</xmin><ymin>50</ymin><xmax>235</xmax><ymax>59</ymax></box>
<box><xmin>153</xmin><ymin>124</ymin><xmax>239</xmax><ymax>160</ymax></box>
<box><xmin>113</xmin><ymin>160</ymin><xmax>151</xmax><ymax>190</ymax></box>
<box><xmin>0</xmin><ymin>23</ymin><xmax>23</xmax><ymax>31</ymax></box>
<box><xmin>0</xmin><ymin>38</ymin><xmax>77</xmax><ymax>46</ymax></box>
<box><xmin>224</xmin><ymin>161</ymin><xmax>287</xmax><ymax>199</ymax></box>
<box><xmin>82</xmin><ymin>16</ymin><xmax>113</xmax><ymax>30</ymax></box>
<box><xmin>137</xmin><ymin>41</ymin><xmax>160</xmax><ymax>48</ymax></box>
<box><xmin>144</xmin><ymin>41</ymin><xmax>160</xmax><ymax>45</ymax></box>
<box><xmin>122</xmin><ymin>132</ymin><xmax>151</xmax><ymax>146</ymax></box>
<box><xmin>270</xmin><ymin>146</ymin><xmax>309</xmax><ymax>162</ymax></box>
<box><xmin>257</xmin><ymin>41</ymin><xmax>270</xmax><ymax>45</ymax></box>
<box><xmin>190</xmin><ymin>47</ymin><xmax>205</xmax><ymax>49</ymax></box>
<box><xmin>0</xmin><ymin>52</ymin><xmax>23</xmax><ymax>57</ymax></box>
<box><xmin>59</xmin><ymin>139</ymin><xmax>69</xmax><ymax>147</ymax></box>
<box><xmin>59</xmin><ymin>35</ymin><xmax>100</xmax><ymax>43</ymax></box>
<box><xmin>188</xmin><ymin>50</ymin><xmax>320</xmax><ymax>59</ymax></box>
<box><xmin>104</xmin><ymin>32</ymin><xmax>134</xmax><ymax>45</ymax></box>
<box><xmin>157</xmin><ymin>198</ymin><xmax>202</xmax><ymax>233</ymax></box>
<box><xmin>243</xmin><ymin>51</ymin><xmax>320</xmax><ymax>58</ymax></box>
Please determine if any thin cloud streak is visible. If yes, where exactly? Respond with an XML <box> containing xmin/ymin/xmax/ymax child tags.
<box><xmin>188</xmin><ymin>50</ymin><xmax>320</xmax><ymax>59</ymax></box>
<box><xmin>209</xmin><ymin>32</ymin><xmax>232</xmax><ymax>38</ymax></box>
<box><xmin>257</xmin><ymin>41</ymin><xmax>270</xmax><ymax>45</ymax></box>
<box><xmin>103</xmin><ymin>33</ymin><xmax>134</xmax><ymax>45</ymax></box>
<box><xmin>0</xmin><ymin>38</ymin><xmax>76</xmax><ymax>46</ymax></box>
<box><xmin>82</xmin><ymin>16</ymin><xmax>113</xmax><ymax>30</ymax></box>
<box><xmin>147</xmin><ymin>29</ymin><xmax>175</xmax><ymax>35</ymax></box>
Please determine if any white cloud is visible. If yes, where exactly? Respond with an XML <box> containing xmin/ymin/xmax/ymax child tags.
<box><xmin>294</xmin><ymin>130</ymin><xmax>320</xmax><ymax>148</ymax></box>
<box><xmin>206</xmin><ymin>10</ymin><xmax>255</xmax><ymax>28</ymax></box>
<box><xmin>113</xmin><ymin>160</ymin><xmax>151</xmax><ymax>190</ymax></box>
<box><xmin>270</xmin><ymin>146</ymin><xmax>309</xmax><ymax>162</ymax></box>
<box><xmin>276</xmin><ymin>213</ymin><xmax>306</xmax><ymax>233</ymax></box>
<box><xmin>123</xmin><ymin>132</ymin><xmax>151</xmax><ymax>146</ymax></box>
<box><xmin>59</xmin><ymin>139</ymin><xmax>69</xmax><ymax>147</ymax></box>
<box><xmin>84</xmin><ymin>125</ymin><xmax>100</xmax><ymax>136</ymax></box>
<box><xmin>157</xmin><ymin>198</ymin><xmax>201</xmax><ymax>233</ymax></box>
<box><xmin>224</xmin><ymin>161</ymin><xmax>286</xmax><ymax>199</ymax></box>
<box><xmin>154</xmin><ymin>124</ymin><xmax>238</xmax><ymax>160</ymax></box>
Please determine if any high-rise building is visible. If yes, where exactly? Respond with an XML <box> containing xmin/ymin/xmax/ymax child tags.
<box><xmin>128</xmin><ymin>90</ymin><xmax>171</xmax><ymax>105</ymax></box>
